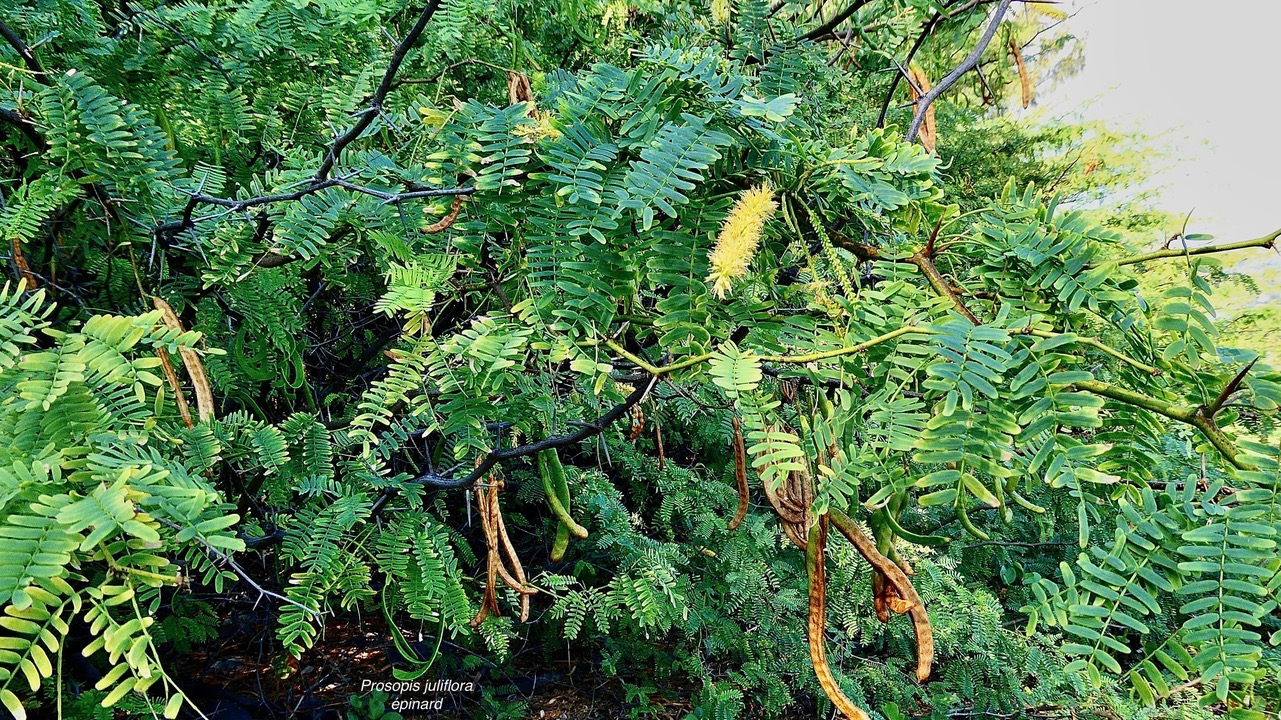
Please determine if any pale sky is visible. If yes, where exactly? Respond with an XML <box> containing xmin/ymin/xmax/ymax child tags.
<box><xmin>1035</xmin><ymin>1</ymin><xmax>1281</xmax><ymax>262</ymax></box>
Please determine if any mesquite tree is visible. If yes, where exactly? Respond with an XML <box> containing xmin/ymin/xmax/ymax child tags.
<box><xmin>1</xmin><ymin>0</ymin><xmax>1279</xmax><ymax>718</ymax></box>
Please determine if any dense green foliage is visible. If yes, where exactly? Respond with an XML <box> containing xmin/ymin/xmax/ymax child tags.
<box><xmin>1</xmin><ymin>1</ymin><xmax>1279</xmax><ymax>719</ymax></box>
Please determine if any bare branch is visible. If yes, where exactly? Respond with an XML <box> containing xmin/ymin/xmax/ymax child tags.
<box><xmin>158</xmin><ymin>518</ymin><xmax>324</xmax><ymax>617</ymax></box>
<box><xmin>0</xmin><ymin>107</ymin><xmax>45</xmax><ymax>149</ymax></box>
<box><xmin>905</xmin><ymin>0</ymin><xmax>1013</xmax><ymax>144</ymax></box>
<box><xmin>314</xmin><ymin>0</ymin><xmax>445</xmax><ymax>182</ymax></box>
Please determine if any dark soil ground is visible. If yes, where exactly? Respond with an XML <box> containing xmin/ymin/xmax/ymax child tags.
<box><xmin>166</xmin><ymin>591</ymin><xmax>810</xmax><ymax>719</ymax></box>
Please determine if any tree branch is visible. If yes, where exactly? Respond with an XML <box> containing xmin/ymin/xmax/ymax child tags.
<box><xmin>158</xmin><ymin>519</ymin><xmax>323</xmax><ymax>617</ymax></box>
<box><xmin>877</xmin><ymin>9</ymin><xmax>947</xmax><ymax>128</ymax></box>
<box><xmin>0</xmin><ymin>18</ymin><xmax>47</xmax><ymax>80</ymax></box>
<box><xmin>891</xmin><ymin>222</ymin><xmax>1256</xmax><ymax>471</ymax></box>
<box><xmin>1097</xmin><ymin>227</ymin><xmax>1281</xmax><ymax>268</ymax></box>
<box><xmin>0</xmin><ymin>107</ymin><xmax>46</xmax><ymax>149</ymax></box>
<box><xmin>796</xmin><ymin>0</ymin><xmax>873</xmax><ymax>42</ymax></box>
<box><xmin>905</xmin><ymin>0</ymin><xmax>1013</xmax><ymax>144</ymax></box>
<box><xmin>154</xmin><ymin>179</ymin><xmax>473</xmax><ymax>236</ymax></box>
<box><xmin>1069</xmin><ymin>379</ymin><xmax>1253</xmax><ymax>471</ymax></box>
<box><xmin>151</xmin><ymin>0</ymin><xmax>456</xmax><ymax>240</ymax></box>
<box><xmin>313</xmin><ymin>0</ymin><xmax>445</xmax><ymax>182</ymax></box>
<box><xmin>372</xmin><ymin>375</ymin><xmax>661</xmax><ymax>510</ymax></box>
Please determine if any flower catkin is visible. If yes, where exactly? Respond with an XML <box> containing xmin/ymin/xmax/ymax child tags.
<box><xmin>711</xmin><ymin>0</ymin><xmax>733</xmax><ymax>25</ymax></box>
<box><xmin>707</xmin><ymin>184</ymin><xmax>777</xmax><ymax>298</ymax></box>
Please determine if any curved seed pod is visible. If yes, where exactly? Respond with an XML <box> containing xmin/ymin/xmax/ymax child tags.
<box><xmin>883</xmin><ymin>509</ymin><xmax>950</xmax><ymax>547</ymax></box>
<box><xmin>550</xmin><ymin>522</ymin><xmax>570</xmax><ymax>561</ymax></box>
<box><xmin>10</xmin><ymin>241</ymin><xmax>37</xmax><ymax>289</ymax></box>
<box><xmin>423</xmin><ymin>195</ymin><xmax>464</xmax><ymax>234</ymax></box>
<box><xmin>489</xmin><ymin>479</ymin><xmax>537</xmax><ymax>623</ymax></box>
<box><xmin>956</xmin><ymin>504</ymin><xmax>990</xmax><ymax>540</ymax></box>
<box><xmin>782</xmin><ymin>523</ymin><xmax>808</xmax><ymax>551</ymax></box>
<box><xmin>907</xmin><ymin>65</ymin><xmax>937</xmax><ymax>153</ymax></box>
<box><xmin>507</xmin><ymin>71</ymin><xmax>534</xmax><ymax>106</ymax></box>
<box><xmin>807</xmin><ymin>518</ymin><xmax>872</xmax><ymax>720</ymax></box>
<box><xmin>473</xmin><ymin>476</ymin><xmax>536</xmax><ymax>626</ymax></box>
<box><xmin>1009</xmin><ymin>37</ymin><xmax>1032</xmax><ymax>109</ymax></box>
<box><xmin>887</xmin><ymin>592</ymin><xmax>913</xmax><ymax>615</ymax></box>
<box><xmin>727</xmin><ymin>416</ymin><xmax>749</xmax><ymax>530</ymax></box>
<box><xmin>763</xmin><ymin>472</ymin><xmax>806</xmax><ymax>526</ymax></box>
<box><xmin>655</xmin><ymin>419</ymin><xmax>666</xmax><ymax>470</ymax></box>
<box><xmin>538</xmin><ymin>449</ymin><xmax>588</xmax><ymax>539</ymax></box>
<box><xmin>780</xmin><ymin>378</ymin><xmax>799</xmax><ymax>404</ymax></box>
<box><xmin>152</xmin><ymin>296</ymin><xmax>215</xmax><ymax>422</ymax></box>
<box><xmin>829</xmin><ymin>508</ymin><xmax>934</xmax><ymax>683</ymax></box>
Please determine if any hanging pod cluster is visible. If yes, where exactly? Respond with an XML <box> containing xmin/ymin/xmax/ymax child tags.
<box><xmin>470</xmin><ymin>471</ymin><xmax>537</xmax><ymax>626</ymax></box>
<box><xmin>728</xmin><ymin>411</ymin><xmax>934</xmax><ymax>719</ymax></box>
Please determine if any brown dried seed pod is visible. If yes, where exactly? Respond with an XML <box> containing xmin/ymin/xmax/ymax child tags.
<box><xmin>829</xmin><ymin>508</ymin><xmax>933</xmax><ymax>683</ymax></box>
<box><xmin>727</xmin><ymin>416</ymin><xmax>749</xmax><ymax>531</ymax></box>
<box><xmin>489</xmin><ymin>480</ymin><xmax>536</xmax><ymax>623</ymax></box>
<box><xmin>423</xmin><ymin>195</ymin><xmax>464</xmax><ymax>234</ymax></box>
<box><xmin>779</xmin><ymin>378</ymin><xmax>799</xmax><ymax>404</ymax></box>
<box><xmin>1009</xmin><ymin>37</ymin><xmax>1032</xmax><ymax>109</ymax></box>
<box><xmin>627</xmin><ymin>404</ymin><xmax>645</xmax><ymax>441</ymax></box>
<box><xmin>470</xmin><ymin>484</ymin><xmax>502</xmax><ymax>627</ymax></box>
<box><xmin>156</xmin><ymin>347</ymin><xmax>194</xmax><ymax>429</ymax></box>
<box><xmin>153</xmin><ymin>296</ymin><xmax>215</xmax><ymax>422</ymax></box>
<box><xmin>655</xmin><ymin>418</ymin><xmax>666</xmax><ymax>471</ymax></box>
<box><xmin>887</xmin><ymin>593</ymin><xmax>913</xmax><ymax>615</ymax></box>
<box><xmin>10</xmin><ymin>239</ymin><xmax>37</xmax><ymax>289</ymax></box>
<box><xmin>507</xmin><ymin>71</ymin><xmax>535</xmax><ymax>107</ymax></box>
<box><xmin>807</xmin><ymin>518</ymin><xmax>872</xmax><ymax>720</ymax></box>
<box><xmin>872</xmin><ymin>571</ymin><xmax>890</xmax><ymax>623</ymax></box>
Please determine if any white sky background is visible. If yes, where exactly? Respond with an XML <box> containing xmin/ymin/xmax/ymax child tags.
<box><xmin>1035</xmin><ymin>0</ymin><xmax>1281</xmax><ymax>256</ymax></box>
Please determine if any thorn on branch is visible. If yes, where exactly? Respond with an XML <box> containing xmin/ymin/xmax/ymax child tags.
<box><xmin>1204</xmin><ymin>358</ymin><xmax>1257</xmax><ymax>418</ymax></box>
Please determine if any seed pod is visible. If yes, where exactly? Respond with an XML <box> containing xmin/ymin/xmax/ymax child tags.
<box><xmin>872</xmin><ymin>571</ymin><xmax>890</xmax><ymax>623</ymax></box>
<box><xmin>655</xmin><ymin>419</ymin><xmax>666</xmax><ymax>471</ymax></box>
<box><xmin>10</xmin><ymin>239</ymin><xmax>37</xmax><ymax>289</ymax></box>
<box><xmin>152</xmin><ymin>296</ymin><xmax>215</xmax><ymax>422</ymax></box>
<box><xmin>489</xmin><ymin>481</ymin><xmax>536</xmax><ymax>622</ymax></box>
<box><xmin>550</xmin><ymin>521</ymin><xmax>570</xmax><ymax>562</ymax></box>
<box><xmin>470</xmin><ymin>483</ymin><xmax>502</xmax><ymax>627</ymax></box>
<box><xmin>423</xmin><ymin>195</ymin><xmax>464</xmax><ymax>234</ymax></box>
<box><xmin>507</xmin><ymin>71</ymin><xmax>534</xmax><ymax>107</ymax></box>
<box><xmin>156</xmin><ymin>347</ymin><xmax>193</xmax><ymax>429</ymax></box>
<box><xmin>1009</xmin><ymin>37</ymin><xmax>1032</xmax><ymax>109</ymax></box>
<box><xmin>727</xmin><ymin>416</ymin><xmax>749</xmax><ymax>531</ymax></box>
<box><xmin>539</xmin><ymin>449</ymin><xmax>588</xmax><ymax>539</ymax></box>
<box><xmin>829</xmin><ymin>508</ymin><xmax>933</xmax><ymax>683</ymax></box>
<box><xmin>779</xmin><ymin>378</ymin><xmax>799</xmax><ymax>404</ymax></box>
<box><xmin>627</xmin><ymin>404</ymin><xmax>645</xmax><ymax>441</ymax></box>
<box><xmin>807</xmin><ymin>518</ymin><xmax>872</xmax><ymax>720</ymax></box>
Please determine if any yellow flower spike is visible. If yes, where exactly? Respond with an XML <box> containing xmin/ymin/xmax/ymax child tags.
<box><xmin>706</xmin><ymin>184</ymin><xmax>777</xmax><ymax>298</ymax></box>
<box><xmin>711</xmin><ymin>0</ymin><xmax>733</xmax><ymax>25</ymax></box>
